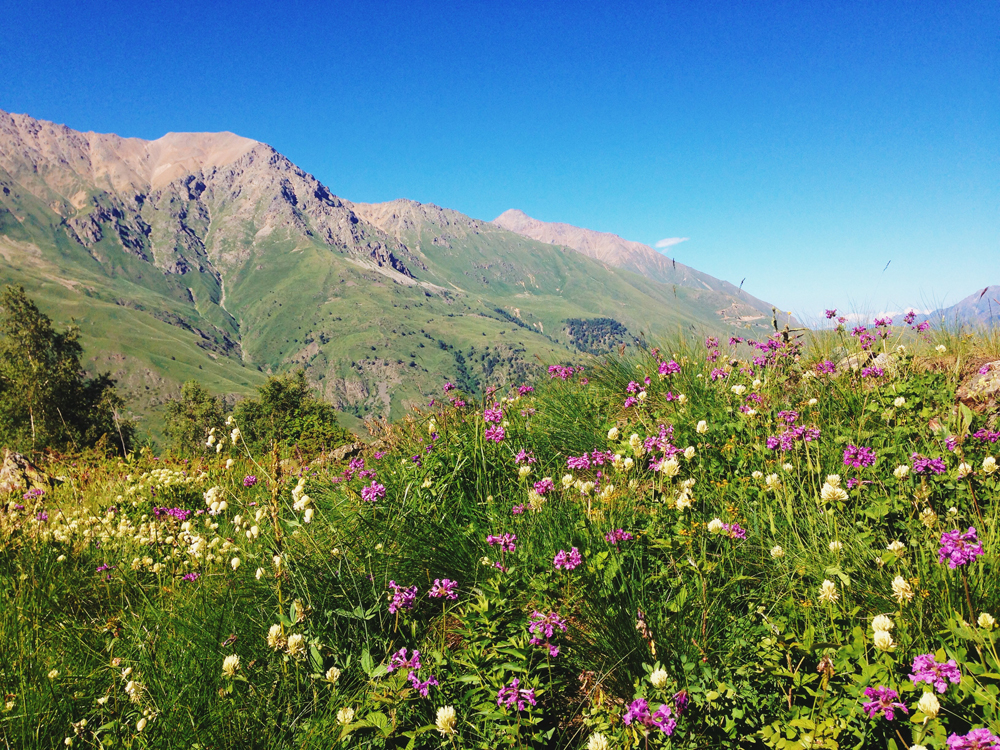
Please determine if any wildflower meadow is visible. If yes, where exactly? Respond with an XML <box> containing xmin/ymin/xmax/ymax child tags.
<box><xmin>4</xmin><ymin>317</ymin><xmax>1000</xmax><ymax>750</ymax></box>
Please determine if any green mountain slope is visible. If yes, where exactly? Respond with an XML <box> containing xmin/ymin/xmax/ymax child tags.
<box><xmin>0</xmin><ymin>109</ymin><xmax>792</xmax><ymax>438</ymax></box>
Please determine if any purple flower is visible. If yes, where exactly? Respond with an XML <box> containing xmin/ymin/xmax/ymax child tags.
<box><xmin>548</xmin><ymin>365</ymin><xmax>575</xmax><ymax>380</ymax></box>
<box><xmin>947</xmin><ymin>728</ymin><xmax>1000</xmax><ymax>749</ymax></box>
<box><xmin>518</xmin><ymin>384</ymin><xmax>534</xmax><ymax>395</ymax></box>
<box><xmin>623</xmin><ymin>699</ymin><xmax>676</xmax><ymax>735</ymax></box>
<box><xmin>512</xmin><ymin>503</ymin><xmax>525</xmax><ymax>515</ymax></box>
<box><xmin>915</xmin><ymin>321</ymin><xmax>930</xmax><ymax>332</ymax></box>
<box><xmin>407</xmin><ymin>671</ymin><xmax>439</xmax><ymax>697</ymax></box>
<box><xmin>604</xmin><ymin>529</ymin><xmax>634</xmax><ymax>546</ymax></box>
<box><xmin>567</xmin><ymin>454</ymin><xmax>590</xmax><ymax>470</ymax></box>
<box><xmin>429</xmin><ymin>578</ymin><xmax>458</xmax><ymax>600</ymax></box>
<box><xmin>515</xmin><ymin>449</ymin><xmax>536</xmax><ymax>464</ymax></box>
<box><xmin>373</xmin><ymin>450</ymin><xmax>387</xmax><ymax>459</ymax></box>
<box><xmin>96</xmin><ymin>564</ymin><xmax>115</xmax><ymax>573</ymax></box>
<box><xmin>705</xmin><ymin>336</ymin><xmax>719</xmax><ymax>349</ymax></box>
<box><xmin>938</xmin><ymin>527</ymin><xmax>985</xmax><ymax>569</ymax></box>
<box><xmin>843</xmin><ymin>444</ymin><xmax>876</xmax><ymax>468</ymax></box>
<box><xmin>910</xmin><ymin>653</ymin><xmax>962</xmax><ymax>693</ymax></box>
<box><xmin>182</xmin><ymin>572</ymin><xmax>200</xmax><ymax>582</ymax></box>
<box><xmin>553</xmin><ymin>547</ymin><xmax>582</xmax><ymax>571</ymax></box>
<box><xmin>973</xmin><ymin>429</ymin><xmax>1000</xmax><ymax>443</ymax></box>
<box><xmin>485</xmin><ymin>425</ymin><xmax>505</xmax><ymax>443</ymax></box>
<box><xmin>710</xmin><ymin>368</ymin><xmax>728</xmax><ymax>381</ymax></box>
<box><xmin>860</xmin><ymin>366</ymin><xmax>884</xmax><ymax>378</ymax></box>
<box><xmin>35</xmin><ymin>511</ymin><xmax>48</xmax><ymax>522</ymax></box>
<box><xmin>904</xmin><ymin>310</ymin><xmax>916</xmax><ymax>325</ymax></box>
<box><xmin>486</xmin><ymin>533</ymin><xmax>517</xmax><ymax>552</ymax></box>
<box><xmin>623</xmin><ymin>396</ymin><xmax>639</xmax><ymax>408</ymax></box>
<box><xmin>980</xmin><ymin>364</ymin><xmax>993</xmax><ymax>376</ymax></box>
<box><xmin>946</xmin><ymin>436</ymin><xmax>958</xmax><ymax>451</ymax></box>
<box><xmin>861</xmin><ymin>685</ymin><xmax>908</xmax><ymax>720</ymax></box>
<box><xmin>388</xmin><ymin>581</ymin><xmax>418</xmax><ymax>614</ymax></box>
<box><xmin>659</xmin><ymin>360</ymin><xmax>681</xmax><ymax>376</ymax></box>
<box><xmin>722</xmin><ymin>522</ymin><xmax>747</xmax><ymax>540</ymax></box>
<box><xmin>243</xmin><ymin>475</ymin><xmax>258</xmax><ymax>487</ymax></box>
<box><xmin>497</xmin><ymin>678</ymin><xmax>537</xmax><ymax>711</ymax></box>
<box><xmin>533</xmin><ymin>478</ymin><xmax>555</xmax><ymax>495</ymax></box>
<box><xmin>361</xmin><ymin>481</ymin><xmax>387</xmax><ymax>503</ymax></box>
<box><xmin>528</xmin><ymin>610</ymin><xmax>568</xmax><ymax>656</ymax></box>
<box><xmin>825</xmin><ymin>309</ymin><xmax>838</xmax><ymax>319</ymax></box>
<box><xmin>23</xmin><ymin>488</ymin><xmax>45</xmax><ymax>500</ymax></box>
<box><xmin>673</xmin><ymin>689</ymin><xmax>689</xmax><ymax>716</ymax></box>
<box><xmin>443</xmin><ymin>382</ymin><xmax>456</xmax><ymax>392</ymax></box>
<box><xmin>483</xmin><ymin>404</ymin><xmax>503</xmax><ymax>424</ymax></box>
<box><xmin>387</xmin><ymin>647</ymin><xmax>421</xmax><ymax>673</ymax></box>
<box><xmin>912</xmin><ymin>453</ymin><xmax>947</xmax><ymax>474</ymax></box>
<box><xmin>815</xmin><ymin>360</ymin><xmax>836</xmax><ymax>374</ymax></box>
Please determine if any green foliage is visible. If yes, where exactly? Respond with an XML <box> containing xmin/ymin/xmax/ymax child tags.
<box><xmin>164</xmin><ymin>380</ymin><xmax>228</xmax><ymax>454</ymax></box>
<box><xmin>0</xmin><ymin>285</ymin><xmax>133</xmax><ymax>455</ymax></box>
<box><xmin>233</xmin><ymin>371</ymin><xmax>354</xmax><ymax>455</ymax></box>
<box><xmin>564</xmin><ymin>317</ymin><xmax>636</xmax><ymax>354</ymax></box>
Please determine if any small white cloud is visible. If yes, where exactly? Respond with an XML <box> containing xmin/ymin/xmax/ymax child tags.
<box><xmin>655</xmin><ymin>237</ymin><xmax>689</xmax><ymax>249</ymax></box>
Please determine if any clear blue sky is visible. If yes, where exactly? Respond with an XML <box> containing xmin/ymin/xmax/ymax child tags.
<box><xmin>1</xmin><ymin>0</ymin><xmax>997</xmax><ymax>322</ymax></box>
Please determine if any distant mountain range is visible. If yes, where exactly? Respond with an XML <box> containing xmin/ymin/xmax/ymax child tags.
<box><xmin>0</xmin><ymin>108</ymin><xmax>791</xmax><ymax>435</ymax></box>
<box><xmin>921</xmin><ymin>286</ymin><xmax>1000</xmax><ymax>329</ymax></box>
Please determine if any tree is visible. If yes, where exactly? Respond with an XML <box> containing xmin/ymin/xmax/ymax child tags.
<box><xmin>164</xmin><ymin>380</ymin><xmax>227</xmax><ymax>454</ymax></box>
<box><xmin>232</xmin><ymin>371</ymin><xmax>353</xmax><ymax>456</ymax></box>
<box><xmin>0</xmin><ymin>285</ymin><xmax>134</xmax><ymax>454</ymax></box>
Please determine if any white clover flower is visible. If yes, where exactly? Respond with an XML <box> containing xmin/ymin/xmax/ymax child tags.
<box><xmin>225</xmin><ymin>458</ymin><xmax>234</xmax><ymax>469</ymax></box>
<box><xmin>919</xmin><ymin>508</ymin><xmax>938</xmax><ymax>528</ymax></box>
<box><xmin>518</xmin><ymin>465</ymin><xmax>532</xmax><ymax>478</ymax></box>
<box><xmin>979</xmin><ymin>612</ymin><xmax>996</xmax><ymax>630</ymax></box>
<box><xmin>588</xmin><ymin>733</ymin><xmax>610</xmax><ymax>750</ymax></box>
<box><xmin>820</xmin><ymin>482</ymin><xmax>848</xmax><ymax>503</ymax></box>
<box><xmin>873</xmin><ymin>630</ymin><xmax>895</xmax><ymax>651</ymax></box>
<box><xmin>731</xmin><ymin>384</ymin><xmax>747</xmax><ymax>396</ymax></box>
<box><xmin>765</xmin><ymin>474</ymin><xmax>781</xmax><ymax>492</ymax></box>
<box><xmin>562</xmin><ymin>474</ymin><xmax>574</xmax><ymax>488</ymax></box>
<box><xmin>607</xmin><ymin>426</ymin><xmax>619</xmax><ymax>440</ymax></box>
<box><xmin>891</xmin><ymin>576</ymin><xmax>914</xmax><ymax>604</ymax></box>
<box><xmin>676</xmin><ymin>393</ymin><xmax>688</xmax><ymax>405</ymax></box>
<box><xmin>935</xmin><ymin>345</ymin><xmax>946</xmax><ymax>354</ymax></box>
<box><xmin>684</xmin><ymin>445</ymin><xmax>696</xmax><ymax>460</ymax></box>
<box><xmin>696</xmin><ymin>420</ymin><xmax>708</xmax><ymax>434</ymax></box>
<box><xmin>436</xmin><ymin>705</ymin><xmax>457</xmax><ymax>736</ymax></box>
<box><xmin>782</xmin><ymin>463</ymin><xmax>794</xmax><ymax>472</ymax></box>
<box><xmin>286</xmin><ymin>633</ymin><xmax>305</xmax><ymax>657</ymax></box>
<box><xmin>707</xmin><ymin>518</ymin><xmax>724</xmax><ymax>534</ymax></box>
<box><xmin>230</xmin><ymin>557</ymin><xmax>240</xmax><ymax>571</ymax></box>
<box><xmin>957</xmin><ymin>462</ymin><xmax>973</xmax><ymax>479</ymax></box>
<box><xmin>828</xmin><ymin>540</ymin><xmax>843</xmax><ymax>553</ymax></box>
<box><xmin>326</xmin><ymin>666</ymin><xmax>341</xmax><ymax>684</ymax></box>
<box><xmin>911</xmin><ymin>745</ymin><xmax>929</xmax><ymax>750</ymax></box>
<box><xmin>303</xmin><ymin>508</ymin><xmax>314</xmax><ymax>524</ymax></box>
<box><xmin>893</xmin><ymin>396</ymin><xmax>906</xmax><ymax>407</ymax></box>
<box><xmin>637</xmin><ymin>390</ymin><xmax>647</xmax><ymax>402</ymax></box>
<box><xmin>267</xmin><ymin>624</ymin><xmax>284</xmax><ymax>649</ymax></box>
<box><xmin>48</xmin><ymin>669</ymin><xmax>59</xmax><ymax>680</ymax></box>
<box><xmin>222</xmin><ymin>654</ymin><xmax>240</xmax><ymax>678</ymax></box>
<box><xmin>752</xmin><ymin>379</ymin><xmax>762</xmax><ymax>389</ymax></box>
<box><xmin>984</xmin><ymin>457</ymin><xmax>997</xmax><ymax>475</ymax></box>
<box><xmin>948</xmin><ymin>506</ymin><xmax>958</xmax><ymax>516</ymax></box>
<box><xmin>894</xmin><ymin>464</ymin><xmax>910</xmax><ymax>479</ymax></box>
<box><xmin>917</xmin><ymin>691</ymin><xmax>940</xmax><ymax>718</ymax></box>
<box><xmin>771</xmin><ymin>545</ymin><xmax>784</xmax><ymax>558</ymax></box>
<box><xmin>887</xmin><ymin>540</ymin><xmax>906</xmax><ymax>555</ymax></box>
<box><xmin>825</xmin><ymin>474</ymin><xmax>841</xmax><ymax>488</ymax></box>
<box><xmin>650</xmin><ymin>668</ymin><xmax>669</xmax><ymax>688</ymax></box>
<box><xmin>675</xmin><ymin>492</ymin><xmax>693</xmax><ymax>510</ymax></box>
<box><xmin>751</xmin><ymin>470</ymin><xmax>763</xmax><ymax>480</ymax></box>
<box><xmin>818</xmin><ymin>579</ymin><xmax>839</xmax><ymax>604</ymax></box>
<box><xmin>807</xmin><ymin>397</ymin><xmax>818</xmax><ymax>405</ymax></box>
<box><xmin>622</xmin><ymin>457</ymin><xmax>634</xmax><ymax>471</ymax></box>
<box><xmin>871</xmin><ymin>615</ymin><xmax>894</xmax><ymax>633</ymax></box>
<box><xmin>337</xmin><ymin>707</ymin><xmax>355</xmax><ymax>725</ymax></box>
<box><xmin>662</xmin><ymin>458</ymin><xmax>680</xmax><ymax>477</ymax></box>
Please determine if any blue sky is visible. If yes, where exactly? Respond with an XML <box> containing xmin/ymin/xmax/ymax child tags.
<box><xmin>1</xmin><ymin>0</ymin><xmax>996</xmax><ymax>322</ymax></box>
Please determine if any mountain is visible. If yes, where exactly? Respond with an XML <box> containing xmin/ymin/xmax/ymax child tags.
<box><xmin>0</xmin><ymin>108</ymin><xmax>792</xmax><ymax>437</ymax></box>
<box><xmin>922</xmin><ymin>286</ymin><xmax>1000</xmax><ymax>328</ymax></box>
<box><xmin>492</xmin><ymin>208</ymin><xmax>782</xmax><ymax>323</ymax></box>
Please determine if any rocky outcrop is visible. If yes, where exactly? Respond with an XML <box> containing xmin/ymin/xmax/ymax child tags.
<box><xmin>0</xmin><ymin>449</ymin><xmax>50</xmax><ymax>494</ymax></box>
<box><xmin>957</xmin><ymin>361</ymin><xmax>1000</xmax><ymax>412</ymax></box>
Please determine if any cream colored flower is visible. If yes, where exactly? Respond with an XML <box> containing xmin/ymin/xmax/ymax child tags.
<box><xmin>752</xmin><ymin>470</ymin><xmax>763</xmax><ymax>480</ymax></box>
<box><xmin>873</xmin><ymin>630</ymin><xmax>895</xmax><ymax>651</ymax></box>
<box><xmin>607</xmin><ymin>426</ymin><xmax>619</xmax><ymax>440</ymax></box>
<box><xmin>48</xmin><ymin>669</ymin><xmax>59</xmax><ymax>680</ymax></box>
<box><xmin>255</xmin><ymin>567</ymin><xmax>264</xmax><ymax>580</ymax></box>
<box><xmin>782</xmin><ymin>463</ymin><xmax>794</xmax><ymax>472</ymax></box>
<box><xmin>894</xmin><ymin>464</ymin><xmax>910</xmax><ymax>479</ymax></box>
<box><xmin>707</xmin><ymin>518</ymin><xmax>724</xmax><ymax>534</ymax></box>
<box><xmin>770</xmin><ymin>545</ymin><xmax>784</xmax><ymax>558</ymax></box>
<box><xmin>935</xmin><ymin>345</ymin><xmax>947</xmax><ymax>354</ymax></box>
<box><xmin>676</xmin><ymin>394</ymin><xmax>687</xmax><ymax>405</ymax></box>
<box><xmin>337</xmin><ymin>707</ymin><xmax>355</xmax><ymax>725</ymax></box>
<box><xmin>222</xmin><ymin>654</ymin><xmax>240</xmax><ymax>678</ymax></box>
<box><xmin>818</xmin><ymin>579</ymin><xmax>839</xmax><ymax>604</ymax></box>
<box><xmin>894</xmin><ymin>396</ymin><xmax>906</xmax><ymax>407</ymax></box>
<box><xmin>137</xmin><ymin>717</ymin><xmax>148</xmax><ymax>732</ymax></box>
<box><xmin>650</xmin><ymin>668</ymin><xmax>668</xmax><ymax>688</ymax></box>
<box><xmin>731</xmin><ymin>384</ymin><xmax>747</xmax><ymax>395</ymax></box>
<box><xmin>892</xmin><ymin>576</ymin><xmax>914</xmax><ymax>604</ymax></box>
<box><xmin>225</xmin><ymin>458</ymin><xmax>234</xmax><ymax>469</ymax></box>
<box><xmin>820</xmin><ymin>482</ymin><xmax>848</xmax><ymax>503</ymax></box>
<box><xmin>266</xmin><ymin>624</ymin><xmax>284</xmax><ymax>649</ymax></box>
<box><xmin>957</xmin><ymin>462</ymin><xmax>973</xmax><ymax>479</ymax></box>
<box><xmin>661</xmin><ymin>458</ymin><xmax>680</xmax><ymax>477</ymax></box>
<box><xmin>286</xmin><ymin>633</ymin><xmax>305</xmax><ymax>657</ymax></box>
<box><xmin>807</xmin><ymin>397</ymin><xmax>818</xmax><ymax>405</ymax></box>
<box><xmin>979</xmin><ymin>612</ymin><xmax>996</xmax><ymax>630</ymax></box>
<box><xmin>684</xmin><ymin>446</ymin><xmax>696</xmax><ymax>460</ymax></box>
<box><xmin>919</xmin><ymin>508</ymin><xmax>938</xmax><ymax>528</ymax></box>
<box><xmin>825</xmin><ymin>474</ymin><xmax>841</xmax><ymax>488</ymax></box>
<box><xmin>588</xmin><ymin>733</ymin><xmax>610</xmax><ymax>750</ymax></box>
<box><xmin>983</xmin><ymin>457</ymin><xmax>997</xmax><ymax>475</ymax></box>
<box><xmin>696</xmin><ymin>420</ymin><xmax>708</xmax><ymax>434</ymax></box>
<box><xmin>326</xmin><ymin>666</ymin><xmax>341</xmax><ymax>684</ymax></box>
<box><xmin>518</xmin><ymin>465</ymin><xmax>532</xmax><ymax>478</ymax></box>
<box><xmin>917</xmin><ymin>691</ymin><xmax>940</xmax><ymax>718</ymax></box>
<box><xmin>828</xmin><ymin>540</ymin><xmax>843</xmax><ymax>553</ymax></box>
<box><xmin>230</xmin><ymin>557</ymin><xmax>240</xmax><ymax>571</ymax></box>
<box><xmin>436</xmin><ymin>705</ymin><xmax>457</xmax><ymax>736</ymax></box>
<box><xmin>765</xmin><ymin>474</ymin><xmax>781</xmax><ymax>491</ymax></box>
<box><xmin>872</xmin><ymin>615</ymin><xmax>894</xmax><ymax>633</ymax></box>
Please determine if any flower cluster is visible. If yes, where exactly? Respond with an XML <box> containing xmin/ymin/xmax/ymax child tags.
<box><xmin>428</xmin><ymin>578</ymin><xmax>458</xmax><ymax>600</ymax></box>
<box><xmin>553</xmin><ymin>547</ymin><xmax>582</xmax><ymax>570</ymax></box>
<box><xmin>604</xmin><ymin>528</ymin><xmax>634</xmax><ymax>546</ymax></box>
<box><xmin>861</xmin><ymin>686</ymin><xmax>908</xmax><ymax>720</ymax></box>
<box><xmin>938</xmin><ymin>527</ymin><xmax>984</xmax><ymax>569</ymax></box>
<box><xmin>912</xmin><ymin>453</ymin><xmax>947</xmax><ymax>474</ymax></box>
<box><xmin>528</xmin><ymin>610</ymin><xmax>568</xmax><ymax>657</ymax></box>
<box><xmin>486</xmin><ymin>533</ymin><xmax>517</xmax><ymax>552</ymax></box>
<box><xmin>622</xmin><ymin>698</ymin><xmax>676</xmax><ymax>735</ymax></box>
<box><xmin>843</xmin><ymin>444</ymin><xmax>876</xmax><ymax>468</ymax></box>
<box><xmin>387</xmin><ymin>581</ymin><xmax>418</xmax><ymax>614</ymax></box>
<box><xmin>911</xmin><ymin>653</ymin><xmax>962</xmax><ymax>693</ymax></box>
<box><xmin>496</xmin><ymin>678</ymin><xmax>536</xmax><ymax>711</ymax></box>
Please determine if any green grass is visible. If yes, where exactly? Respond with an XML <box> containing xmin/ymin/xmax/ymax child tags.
<box><xmin>3</xmin><ymin>326</ymin><xmax>999</xmax><ymax>748</ymax></box>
